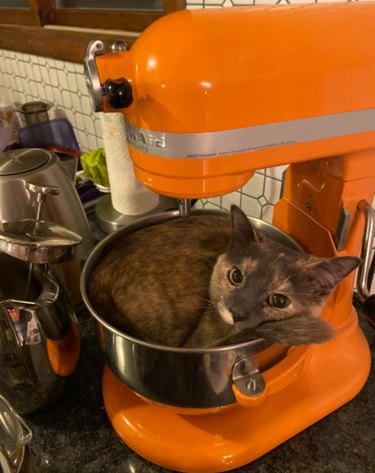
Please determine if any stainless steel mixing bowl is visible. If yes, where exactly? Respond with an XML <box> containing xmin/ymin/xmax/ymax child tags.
<box><xmin>81</xmin><ymin>209</ymin><xmax>302</xmax><ymax>409</ymax></box>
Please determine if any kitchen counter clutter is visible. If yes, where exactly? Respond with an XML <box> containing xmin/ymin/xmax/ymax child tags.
<box><xmin>24</xmin><ymin>308</ymin><xmax>375</xmax><ymax>473</ymax></box>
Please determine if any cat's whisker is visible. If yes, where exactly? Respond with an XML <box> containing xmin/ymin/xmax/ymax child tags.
<box><xmin>198</xmin><ymin>297</ymin><xmax>212</xmax><ymax>303</ymax></box>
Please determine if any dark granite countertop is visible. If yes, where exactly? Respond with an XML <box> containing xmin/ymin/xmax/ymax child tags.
<box><xmin>23</xmin><ymin>309</ymin><xmax>375</xmax><ymax>473</ymax></box>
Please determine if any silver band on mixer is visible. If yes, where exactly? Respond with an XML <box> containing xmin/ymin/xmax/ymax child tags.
<box><xmin>125</xmin><ymin>107</ymin><xmax>375</xmax><ymax>159</ymax></box>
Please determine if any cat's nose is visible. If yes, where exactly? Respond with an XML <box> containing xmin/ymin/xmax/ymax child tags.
<box><xmin>230</xmin><ymin>308</ymin><xmax>248</xmax><ymax>323</ymax></box>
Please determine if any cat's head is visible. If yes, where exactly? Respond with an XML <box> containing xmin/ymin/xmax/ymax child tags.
<box><xmin>209</xmin><ymin>205</ymin><xmax>360</xmax><ymax>333</ymax></box>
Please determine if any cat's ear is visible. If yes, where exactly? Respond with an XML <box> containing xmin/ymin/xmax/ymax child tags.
<box><xmin>229</xmin><ymin>205</ymin><xmax>260</xmax><ymax>252</ymax></box>
<box><xmin>308</xmin><ymin>256</ymin><xmax>361</xmax><ymax>290</ymax></box>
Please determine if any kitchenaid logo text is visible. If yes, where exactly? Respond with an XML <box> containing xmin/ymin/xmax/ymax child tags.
<box><xmin>126</xmin><ymin>128</ymin><xmax>166</xmax><ymax>151</ymax></box>
<box><xmin>124</xmin><ymin>108</ymin><xmax>375</xmax><ymax>159</ymax></box>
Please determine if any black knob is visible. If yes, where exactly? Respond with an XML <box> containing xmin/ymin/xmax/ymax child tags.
<box><xmin>362</xmin><ymin>294</ymin><xmax>375</xmax><ymax>329</ymax></box>
<box><xmin>103</xmin><ymin>78</ymin><xmax>133</xmax><ymax>109</ymax></box>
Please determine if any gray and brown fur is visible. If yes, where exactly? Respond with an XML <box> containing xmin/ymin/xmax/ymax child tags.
<box><xmin>88</xmin><ymin>205</ymin><xmax>360</xmax><ymax>348</ymax></box>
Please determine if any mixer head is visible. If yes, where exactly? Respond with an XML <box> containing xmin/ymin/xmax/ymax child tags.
<box><xmin>84</xmin><ymin>3</ymin><xmax>375</xmax><ymax>199</ymax></box>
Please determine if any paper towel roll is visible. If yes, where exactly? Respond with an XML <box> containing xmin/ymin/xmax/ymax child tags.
<box><xmin>99</xmin><ymin>112</ymin><xmax>159</xmax><ymax>215</ymax></box>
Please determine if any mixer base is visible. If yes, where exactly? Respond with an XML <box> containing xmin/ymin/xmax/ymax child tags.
<box><xmin>102</xmin><ymin>310</ymin><xmax>370</xmax><ymax>473</ymax></box>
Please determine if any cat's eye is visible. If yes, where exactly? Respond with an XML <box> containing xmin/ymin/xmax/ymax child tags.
<box><xmin>228</xmin><ymin>267</ymin><xmax>244</xmax><ymax>286</ymax></box>
<box><xmin>268</xmin><ymin>293</ymin><xmax>290</xmax><ymax>308</ymax></box>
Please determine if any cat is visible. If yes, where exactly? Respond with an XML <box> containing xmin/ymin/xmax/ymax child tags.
<box><xmin>88</xmin><ymin>205</ymin><xmax>360</xmax><ymax>348</ymax></box>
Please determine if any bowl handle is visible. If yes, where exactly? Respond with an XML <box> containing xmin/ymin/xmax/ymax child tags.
<box><xmin>231</xmin><ymin>345</ymin><xmax>310</xmax><ymax>406</ymax></box>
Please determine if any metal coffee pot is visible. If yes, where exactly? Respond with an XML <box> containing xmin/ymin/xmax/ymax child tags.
<box><xmin>0</xmin><ymin>148</ymin><xmax>94</xmax><ymax>305</ymax></box>
<box><xmin>0</xmin><ymin>184</ymin><xmax>82</xmax><ymax>414</ymax></box>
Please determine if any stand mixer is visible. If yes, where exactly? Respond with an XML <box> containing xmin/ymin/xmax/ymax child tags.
<box><xmin>82</xmin><ymin>3</ymin><xmax>375</xmax><ymax>472</ymax></box>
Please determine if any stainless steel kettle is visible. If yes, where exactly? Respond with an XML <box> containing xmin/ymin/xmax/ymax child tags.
<box><xmin>0</xmin><ymin>179</ymin><xmax>83</xmax><ymax>414</ymax></box>
<box><xmin>0</xmin><ymin>148</ymin><xmax>94</xmax><ymax>305</ymax></box>
<box><xmin>0</xmin><ymin>255</ymin><xmax>81</xmax><ymax>414</ymax></box>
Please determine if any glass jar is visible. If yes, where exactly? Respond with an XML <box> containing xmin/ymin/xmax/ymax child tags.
<box><xmin>0</xmin><ymin>395</ymin><xmax>32</xmax><ymax>473</ymax></box>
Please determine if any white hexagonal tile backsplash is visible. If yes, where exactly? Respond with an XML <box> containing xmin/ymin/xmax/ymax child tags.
<box><xmin>0</xmin><ymin>0</ymin><xmax>372</xmax><ymax>226</ymax></box>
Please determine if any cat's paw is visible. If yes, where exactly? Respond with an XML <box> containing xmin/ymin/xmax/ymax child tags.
<box><xmin>254</xmin><ymin>315</ymin><xmax>334</xmax><ymax>345</ymax></box>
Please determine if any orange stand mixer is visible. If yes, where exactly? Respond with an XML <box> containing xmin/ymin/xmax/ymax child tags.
<box><xmin>82</xmin><ymin>4</ymin><xmax>375</xmax><ymax>472</ymax></box>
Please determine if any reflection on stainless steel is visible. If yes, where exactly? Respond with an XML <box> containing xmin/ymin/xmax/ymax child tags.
<box><xmin>100</xmin><ymin>322</ymin><xmax>270</xmax><ymax>408</ymax></box>
<box><xmin>231</xmin><ymin>356</ymin><xmax>266</xmax><ymax>397</ymax></box>
<box><xmin>0</xmin><ymin>256</ymin><xmax>80</xmax><ymax>414</ymax></box>
<box><xmin>83</xmin><ymin>41</ymin><xmax>106</xmax><ymax>113</ymax></box>
<box><xmin>0</xmin><ymin>219</ymin><xmax>82</xmax><ymax>265</ymax></box>
<box><xmin>81</xmin><ymin>209</ymin><xmax>301</xmax><ymax>408</ymax></box>
<box><xmin>177</xmin><ymin>198</ymin><xmax>191</xmax><ymax>217</ymax></box>
<box><xmin>0</xmin><ymin>148</ymin><xmax>93</xmax><ymax>305</ymax></box>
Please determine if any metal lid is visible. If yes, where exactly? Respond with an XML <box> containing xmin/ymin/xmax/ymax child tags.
<box><xmin>0</xmin><ymin>219</ymin><xmax>82</xmax><ymax>263</ymax></box>
<box><xmin>0</xmin><ymin>149</ymin><xmax>52</xmax><ymax>176</ymax></box>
